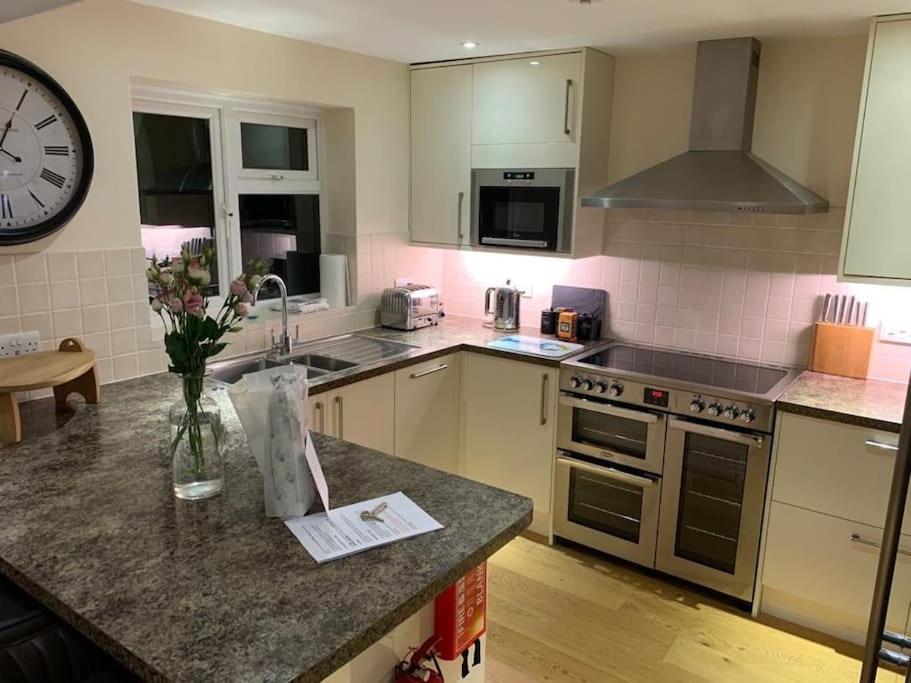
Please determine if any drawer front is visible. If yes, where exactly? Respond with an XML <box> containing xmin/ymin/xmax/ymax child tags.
<box><xmin>763</xmin><ymin>501</ymin><xmax>911</xmax><ymax>633</ymax></box>
<box><xmin>772</xmin><ymin>413</ymin><xmax>904</xmax><ymax>531</ymax></box>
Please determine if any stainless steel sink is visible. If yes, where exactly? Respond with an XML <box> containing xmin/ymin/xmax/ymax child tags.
<box><xmin>289</xmin><ymin>353</ymin><xmax>358</xmax><ymax>373</ymax></box>
<box><xmin>207</xmin><ymin>355</ymin><xmax>327</xmax><ymax>385</ymax></box>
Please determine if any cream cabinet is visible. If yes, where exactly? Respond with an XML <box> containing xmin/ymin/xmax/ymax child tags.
<box><xmin>394</xmin><ymin>354</ymin><xmax>461</xmax><ymax>474</ymax></box>
<box><xmin>760</xmin><ymin>412</ymin><xmax>907</xmax><ymax>643</ymax></box>
<box><xmin>841</xmin><ymin>15</ymin><xmax>911</xmax><ymax>283</ymax></box>
<box><xmin>410</xmin><ymin>65</ymin><xmax>472</xmax><ymax>247</ymax></box>
<box><xmin>308</xmin><ymin>374</ymin><xmax>395</xmax><ymax>454</ymax></box>
<box><xmin>462</xmin><ymin>353</ymin><xmax>558</xmax><ymax>535</ymax></box>
<box><xmin>471</xmin><ymin>52</ymin><xmax>581</xmax><ymax>148</ymax></box>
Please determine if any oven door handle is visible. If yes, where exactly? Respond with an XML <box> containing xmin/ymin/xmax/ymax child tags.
<box><xmin>559</xmin><ymin>393</ymin><xmax>659</xmax><ymax>424</ymax></box>
<box><xmin>556</xmin><ymin>455</ymin><xmax>657</xmax><ymax>489</ymax></box>
<box><xmin>667</xmin><ymin>416</ymin><xmax>764</xmax><ymax>447</ymax></box>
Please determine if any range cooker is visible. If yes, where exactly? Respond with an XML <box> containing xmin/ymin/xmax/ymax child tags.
<box><xmin>553</xmin><ymin>342</ymin><xmax>801</xmax><ymax>604</ymax></box>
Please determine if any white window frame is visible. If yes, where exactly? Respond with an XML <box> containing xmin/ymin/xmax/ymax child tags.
<box><xmin>131</xmin><ymin>85</ymin><xmax>328</xmax><ymax>315</ymax></box>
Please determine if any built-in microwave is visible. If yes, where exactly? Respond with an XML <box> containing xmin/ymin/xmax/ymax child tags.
<box><xmin>471</xmin><ymin>168</ymin><xmax>574</xmax><ymax>252</ymax></box>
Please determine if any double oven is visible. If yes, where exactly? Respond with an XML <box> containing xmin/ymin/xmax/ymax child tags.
<box><xmin>553</xmin><ymin>345</ymin><xmax>797</xmax><ymax>603</ymax></box>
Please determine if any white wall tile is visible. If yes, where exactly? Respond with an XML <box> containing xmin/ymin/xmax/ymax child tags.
<box><xmin>18</xmin><ymin>284</ymin><xmax>50</xmax><ymax>314</ymax></box>
<box><xmin>47</xmin><ymin>253</ymin><xmax>78</xmax><ymax>282</ymax></box>
<box><xmin>14</xmin><ymin>254</ymin><xmax>47</xmax><ymax>284</ymax></box>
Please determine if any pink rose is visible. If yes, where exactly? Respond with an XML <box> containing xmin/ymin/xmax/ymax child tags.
<box><xmin>169</xmin><ymin>298</ymin><xmax>183</xmax><ymax>313</ymax></box>
<box><xmin>233</xmin><ymin>302</ymin><xmax>249</xmax><ymax>317</ymax></box>
<box><xmin>230</xmin><ymin>279</ymin><xmax>247</xmax><ymax>297</ymax></box>
<box><xmin>241</xmin><ymin>291</ymin><xmax>253</xmax><ymax>304</ymax></box>
<box><xmin>183</xmin><ymin>293</ymin><xmax>204</xmax><ymax>313</ymax></box>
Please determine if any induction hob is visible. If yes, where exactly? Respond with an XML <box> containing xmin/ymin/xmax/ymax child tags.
<box><xmin>561</xmin><ymin>342</ymin><xmax>802</xmax><ymax>433</ymax></box>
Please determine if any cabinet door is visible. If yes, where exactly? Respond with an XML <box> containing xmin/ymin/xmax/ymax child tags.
<box><xmin>842</xmin><ymin>18</ymin><xmax>911</xmax><ymax>281</ymax></box>
<box><xmin>308</xmin><ymin>390</ymin><xmax>332</xmax><ymax>436</ymax></box>
<box><xmin>394</xmin><ymin>354</ymin><xmax>461</xmax><ymax>474</ymax></box>
<box><xmin>472</xmin><ymin>53</ymin><xmax>581</xmax><ymax>146</ymax></box>
<box><xmin>333</xmin><ymin>373</ymin><xmax>395</xmax><ymax>453</ymax></box>
<box><xmin>462</xmin><ymin>353</ymin><xmax>557</xmax><ymax>533</ymax></box>
<box><xmin>411</xmin><ymin>65</ymin><xmax>472</xmax><ymax>246</ymax></box>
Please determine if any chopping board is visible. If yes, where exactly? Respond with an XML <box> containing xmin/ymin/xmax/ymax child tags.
<box><xmin>486</xmin><ymin>335</ymin><xmax>584</xmax><ymax>358</ymax></box>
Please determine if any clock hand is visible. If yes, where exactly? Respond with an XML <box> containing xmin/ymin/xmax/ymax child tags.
<box><xmin>0</xmin><ymin>149</ymin><xmax>21</xmax><ymax>163</ymax></box>
<box><xmin>0</xmin><ymin>117</ymin><xmax>12</xmax><ymax>150</ymax></box>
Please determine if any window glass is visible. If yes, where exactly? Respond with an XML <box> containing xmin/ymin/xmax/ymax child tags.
<box><xmin>241</xmin><ymin>123</ymin><xmax>309</xmax><ymax>171</ymax></box>
<box><xmin>133</xmin><ymin>112</ymin><xmax>218</xmax><ymax>295</ymax></box>
<box><xmin>239</xmin><ymin>194</ymin><xmax>320</xmax><ymax>298</ymax></box>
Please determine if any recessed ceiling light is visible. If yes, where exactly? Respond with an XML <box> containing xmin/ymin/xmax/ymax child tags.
<box><xmin>529</xmin><ymin>60</ymin><xmax>540</xmax><ymax>66</ymax></box>
<box><xmin>461</xmin><ymin>41</ymin><xmax>478</xmax><ymax>49</ymax></box>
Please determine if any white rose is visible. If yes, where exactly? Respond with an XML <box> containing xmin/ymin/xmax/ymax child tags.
<box><xmin>151</xmin><ymin>299</ymin><xmax>163</xmax><ymax>312</ymax></box>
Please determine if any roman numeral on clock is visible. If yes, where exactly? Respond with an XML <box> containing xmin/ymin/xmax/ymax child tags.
<box><xmin>40</xmin><ymin>168</ymin><xmax>66</xmax><ymax>189</ymax></box>
<box><xmin>0</xmin><ymin>195</ymin><xmax>12</xmax><ymax>220</ymax></box>
<box><xmin>35</xmin><ymin>114</ymin><xmax>57</xmax><ymax>130</ymax></box>
<box><xmin>44</xmin><ymin>146</ymin><xmax>69</xmax><ymax>156</ymax></box>
<box><xmin>28</xmin><ymin>190</ymin><xmax>44</xmax><ymax>208</ymax></box>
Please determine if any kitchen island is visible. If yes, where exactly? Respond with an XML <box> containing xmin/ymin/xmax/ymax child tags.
<box><xmin>0</xmin><ymin>373</ymin><xmax>532</xmax><ymax>682</ymax></box>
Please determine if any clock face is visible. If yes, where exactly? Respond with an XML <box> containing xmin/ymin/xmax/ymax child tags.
<box><xmin>0</xmin><ymin>51</ymin><xmax>93</xmax><ymax>245</ymax></box>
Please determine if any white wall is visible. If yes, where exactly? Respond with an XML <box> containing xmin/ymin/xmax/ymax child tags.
<box><xmin>0</xmin><ymin>0</ymin><xmax>410</xmax><ymax>254</ymax></box>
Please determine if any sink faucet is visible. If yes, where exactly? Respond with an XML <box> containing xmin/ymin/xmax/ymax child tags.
<box><xmin>251</xmin><ymin>274</ymin><xmax>293</xmax><ymax>357</ymax></box>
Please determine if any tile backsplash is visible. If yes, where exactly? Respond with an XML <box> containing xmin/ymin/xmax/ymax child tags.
<box><xmin>429</xmin><ymin>208</ymin><xmax>911</xmax><ymax>383</ymax></box>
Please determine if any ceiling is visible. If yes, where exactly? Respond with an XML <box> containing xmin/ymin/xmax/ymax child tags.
<box><xmin>1</xmin><ymin>0</ymin><xmax>78</xmax><ymax>24</ymax></box>
<box><xmin>132</xmin><ymin>0</ymin><xmax>907</xmax><ymax>63</ymax></box>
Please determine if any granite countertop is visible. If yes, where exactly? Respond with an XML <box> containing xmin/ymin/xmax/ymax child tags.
<box><xmin>0</xmin><ymin>373</ymin><xmax>532</xmax><ymax>682</ymax></box>
<box><xmin>776</xmin><ymin>370</ymin><xmax>908</xmax><ymax>433</ymax></box>
<box><xmin>304</xmin><ymin>316</ymin><xmax>606</xmax><ymax>395</ymax></box>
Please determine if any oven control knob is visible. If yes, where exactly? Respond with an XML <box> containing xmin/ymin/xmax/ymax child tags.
<box><xmin>570</xmin><ymin>376</ymin><xmax>582</xmax><ymax>389</ymax></box>
<box><xmin>707</xmin><ymin>402</ymin><xmax>723</xmax><ymax>417</ymax></box>
<box><xmin>581</xmin><ymin>379</ymin><xmax>594</xmax><ymax>391</ymax></box>
<box><xmin>740</xmin><ymin>408</ymin><xmax>756</xmax><ymax>424</ymax></box>
<box><xmin>594</xmin><ymin>381</ymin><xmax>608</xmax><ymax>394</ymax></box>
<box><xmin>608</xmin><ymin>382</ymin><xmax>623</xmax><ymax>397</ymax></box>
<box><xmin>690</xmin><ymin>398</ymin><xmax>704</xmax><ymax>413</ymax></box>
<box><xmin>723</xmin><ymin>405</ymin><xmax>741</xmax><ymax>420</ymax></box>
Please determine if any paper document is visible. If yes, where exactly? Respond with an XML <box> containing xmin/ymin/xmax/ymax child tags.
<box><xmin>284</xmin><ymin>491</ymin><xmax>443</xmax><ymax>563</ymax></box>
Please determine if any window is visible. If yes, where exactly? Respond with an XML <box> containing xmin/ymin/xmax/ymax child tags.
<box><xmin>131</xmin><ymin>90</ymin><xmax>323</xmax><ymax>303</ymax></box>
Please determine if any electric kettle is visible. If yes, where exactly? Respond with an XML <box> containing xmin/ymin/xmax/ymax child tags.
<box><xmin>484</xmin><ymin>280</ymin><xmax>521</xmax><ymax>331</ymax></box>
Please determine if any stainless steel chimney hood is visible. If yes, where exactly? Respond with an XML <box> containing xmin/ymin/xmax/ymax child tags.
<box><xmin>583</xmin><ymin>37</ymin><xmax>829</xmax><ymax>214</ymax></box>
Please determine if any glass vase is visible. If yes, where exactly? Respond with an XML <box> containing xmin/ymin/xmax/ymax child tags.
<box><xmin>169</xmin><ymin>372</ymin><xmax>225</xmax><ymax>501</ymax></box>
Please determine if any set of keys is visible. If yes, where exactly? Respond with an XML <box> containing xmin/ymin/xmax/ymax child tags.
<box><xmin>359</xmin><ymin>502</ymin><xmax>388</xmax><ymax>523</ymax></box>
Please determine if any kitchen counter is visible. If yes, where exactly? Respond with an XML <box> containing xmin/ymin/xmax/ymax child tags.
<box><xmin>776</xmin><ymin>370</ymin><xmax>907</xmax><ymax>433</ymax></box>
<box><xmin>306</xmin><ymin>315</ymin><xmax>605</xmax><ymax>395</ymax></box>
<box><xmin>0</xmin><ymin>373</ymin><xmax>532</xmax><ymax>682</ymax></box>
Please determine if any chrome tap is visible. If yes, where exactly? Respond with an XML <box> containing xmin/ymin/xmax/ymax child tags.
<box><xmin>251</xmin><ymin>274</ymin><xmax>293</xmax><ymax>357</ymax></box>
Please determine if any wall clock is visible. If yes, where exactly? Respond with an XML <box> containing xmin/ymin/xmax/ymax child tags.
<box><xmin>0</xmin><ymin>50</ymin><xmax>93</xmax><ymax>245</ymax></box>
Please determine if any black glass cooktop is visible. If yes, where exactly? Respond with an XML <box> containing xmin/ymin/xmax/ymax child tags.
<box><xmin>577</xmin><ymin>345</ymin><xmax>788</xmax><ymax>395</ymax></box>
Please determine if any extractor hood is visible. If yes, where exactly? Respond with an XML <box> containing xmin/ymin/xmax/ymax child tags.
<box><xmin>583</xmin><ymin>37</ymin><xmax>829</xmax><ymax>214</ymax></box>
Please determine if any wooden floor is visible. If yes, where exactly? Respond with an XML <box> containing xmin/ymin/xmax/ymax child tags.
<box><xmin>485</xmin><ymin>536</ymin><xmax>899</xmax><ymax>683</ymax></box>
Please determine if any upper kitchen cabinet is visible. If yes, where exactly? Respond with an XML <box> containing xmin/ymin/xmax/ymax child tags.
<box><xmin>411</xmin><ymin>65</ymin><xmax>473</xmax><ymax>246</ymax></box>
<box><xmin>841</xmin><ymin>15</ymin><xmax>911</xmax><ymax>284</ymax></box>
<box><xmin>471</xmin><ymin>52</ymin><xmax>581</xmax><ymax>165</ymax></box>
<box><xmin>409</xmin><ymin>48</ymin><xmax>614</xmax><ymax>257</ymax></box>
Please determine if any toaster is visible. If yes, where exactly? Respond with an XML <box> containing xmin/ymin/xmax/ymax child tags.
<box><xmin>380</xmin><ymin>285</ymin><xmax>441</xmax><ymax>331</ymax></box>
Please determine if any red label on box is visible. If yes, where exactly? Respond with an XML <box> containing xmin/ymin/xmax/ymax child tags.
<box><xmin>433</xmin><ymin>562</ymin><xmax>487</xmax><ymax>660</ymax></box>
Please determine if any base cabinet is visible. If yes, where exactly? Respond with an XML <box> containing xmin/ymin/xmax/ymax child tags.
<box><xmin>394</xmin><ymin>354</ymin><xmax>461</xmax><ymax>474</ymax></box>
<box><xmin>309</xmin><ymin>374</ymin><xmax>395</xmax><ymax>454</ymax></box>
<box><xmin>462</xmin><ymin>353</ymin><xmax>557</xmax><ymax>535</ymax></box>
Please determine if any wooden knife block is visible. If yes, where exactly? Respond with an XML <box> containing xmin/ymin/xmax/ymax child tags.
<box><xmin>809</xmin><ymin>322</ymin><xmax>874</xmax><ymax>379</ymax></box>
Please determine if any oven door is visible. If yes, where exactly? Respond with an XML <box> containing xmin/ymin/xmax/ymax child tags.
<box><xmin>553</xmin><ymin>453</ymin><xmax>661</xmax><ymax>569</ymax></box>
<box><xmin>557</xmin><ymin>392</ymin><xmax>666</xmax><ymax>475</ymax></box>
<box><xmin>656</xmin><ymin>416</ymin><xmax>771</xmax><ymax>602</ymax></box>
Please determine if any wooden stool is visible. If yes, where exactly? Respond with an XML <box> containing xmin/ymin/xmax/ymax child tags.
<box><xmin>0</xmin><ymin>338</ymin><xmax>99</xmax><ymax>444</ymax></box>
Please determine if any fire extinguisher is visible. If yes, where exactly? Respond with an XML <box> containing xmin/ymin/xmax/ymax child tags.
<box><xmin>394</xmin><ymin>635</ymin><xmax>445</xmax><ymax>683</ymax></box>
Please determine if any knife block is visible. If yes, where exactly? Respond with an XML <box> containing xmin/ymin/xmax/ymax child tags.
<box><xmin>809</xmin><ymin>322</ymin><xmax>874</xmax><ymax>379</ymax></box>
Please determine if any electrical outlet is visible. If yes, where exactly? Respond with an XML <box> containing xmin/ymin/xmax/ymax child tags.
<box><xmin>512</xmin><ymin>282</ymin><xmax>534</xmax><ymax>298</ymax></box>
<box><xmin>394</xmin><ymin>277</ymin><xmax>413</xmax><ymax>287</ymax></box>
<box><xmin>879</xmin><ymin>324</ymin><xmax>911</xmax><ymax>345</ymax></box>
<box><xmin>0</xmin><ymin>331</ymin><xmax>40</xmax><ymax>358</ymax></box>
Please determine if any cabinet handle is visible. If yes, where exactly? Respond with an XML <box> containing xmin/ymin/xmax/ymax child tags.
<box><xmin>851</xmin><ymin>533</ymin><xmax>911</xmax><ymax>558</ymax></box>
<box><xmin>314</xmin><ymin>401</ymin><xmax>325</xmax><ymax>433</ymax></box>
<box><xmin>563</xmin><ymin>79</ymin><xmax>573</xmax><ymax>136</ymax></box>
<box><xmin>866</xmin><ymin>439</ymin><xmax>899</xmax><ymax>453</ymax></box>
<box><xmin>335</xmin><ymin>396</ymin><xmax>344</xmax><ymax>440</ymax></box>
<box><xmin>410</xmin><ymin>364</ymin><xmax>448</xmax><ymax>379</ymax></box>
<box><xmin>457</xmin><ymin>191</ymin><xmax>465</xmax><ymax>242</ymax></box>
<box><xmin>540</xmin><ymin>374</ymin><xmax>549</xmax><ymax>426</ymax></box>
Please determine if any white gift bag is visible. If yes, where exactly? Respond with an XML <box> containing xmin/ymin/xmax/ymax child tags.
<box><xmin>228</xmin><ymin>365</ymin><xmax>317</xmax><ymax>518</ymax></box>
